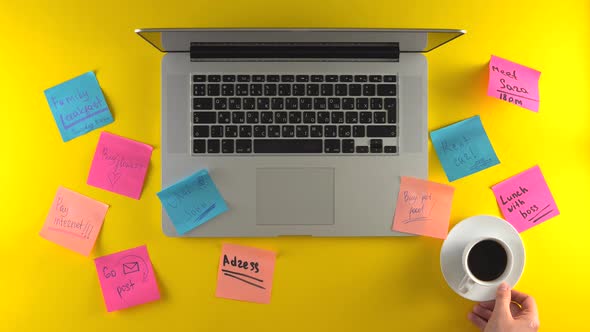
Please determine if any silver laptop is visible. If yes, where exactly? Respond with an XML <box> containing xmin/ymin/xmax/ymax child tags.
<box><xmin>136</xmin><ymin>28</ymin><xmax>465</xmax><ymax>237</ymax></box>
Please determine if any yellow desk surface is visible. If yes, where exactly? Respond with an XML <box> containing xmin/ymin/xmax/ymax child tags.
<box><xmin>1</xmin><ymin>1</ymin><xmax>589</xmax><ymax>331</ymax></box>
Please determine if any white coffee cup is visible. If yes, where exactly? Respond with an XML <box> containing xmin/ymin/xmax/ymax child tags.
<box><xmin>458</xmin><ymin>237</ymin><xmax>514</xmax><ymax>294</ymax></box>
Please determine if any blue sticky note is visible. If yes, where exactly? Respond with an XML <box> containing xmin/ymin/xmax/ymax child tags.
<box><xmin>157</xmin><ymin>169</ymin><xmax>228</xmax><ymax>235</ymax></box>
<box><xmin>430</xmin><ymin>115</ymin><xmax>500</xmax><ymax>181</ymax></box>
<box><xmin>44</xmin><ymin>72</ymin><xmax>113</xmax><ymax>142</ymax></box>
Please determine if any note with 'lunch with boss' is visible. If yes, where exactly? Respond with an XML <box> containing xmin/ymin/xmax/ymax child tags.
<box><xmin>492</xmin><ymin>165</ymin><xmax>559</xmax><ymax>232</ymax></box>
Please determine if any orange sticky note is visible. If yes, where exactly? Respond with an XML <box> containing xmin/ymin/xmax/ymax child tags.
<box><xmin>392</xmin><ymin>177</ymin><xmax>455</xmax><ymax>239</ymax></box>
<box><xmin>39</xmin><ymin>187</ymin><xmax>109</xmax><ymax>255</ymax></box>
<box><xmin>216</xmin><ymin>244</ymin><xmax>276</xmax><ymax>304</ymax></box>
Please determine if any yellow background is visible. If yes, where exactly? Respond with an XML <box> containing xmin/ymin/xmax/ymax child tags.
<box><xmin>1</xmin><ymin>1</ymin><xmax>589</xmax><ymax>331</ymax></box>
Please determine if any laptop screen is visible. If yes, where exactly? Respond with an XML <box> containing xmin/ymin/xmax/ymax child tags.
<box><xmin>136</xmin><ymin>28</ymin><xmax>465</xmax><ymax>54</ymax></box>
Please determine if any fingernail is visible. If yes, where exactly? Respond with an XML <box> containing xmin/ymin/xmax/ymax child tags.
<box><xmin>499</xmin><ymin>283</ymin><xmax>509</xmax><ymax>291</ymax></box>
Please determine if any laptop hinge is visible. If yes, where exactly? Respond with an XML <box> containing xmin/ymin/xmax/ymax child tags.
<box><xmin>190</xmin><ymin>42</ymin><xmax>400</xmax><ymax>62</ymax></box>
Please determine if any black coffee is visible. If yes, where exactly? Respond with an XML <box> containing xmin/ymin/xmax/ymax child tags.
<box><xmin>467</xmin><ymin>240</ymin><xmax>508</xmax><ymax>282</ymax></box>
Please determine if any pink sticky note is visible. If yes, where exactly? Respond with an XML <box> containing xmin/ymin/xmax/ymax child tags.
<box><xmin>87</xmin><ymin>132</ymin><xmax>153</xmax><ymax>199</ymax></box>
<box><xmin>94</xmin><ymin>245</ymin><xmax>160</xmax><ymax>312</ymax></box>
<box><xmin>487</xmin><ymin>55</ymin><xmax>541</xmax><ymax>112</ymax></box>
<box><xmin>492</xmin><ymin>165</ymin><xmax>559</xmax><ymax>232</ymax></box>
<box><xmin>392</xmin><ymin>177</ymin><xmax>455</xmax><ymax>239</ymax></box>
<box><xmin>39</xmin><ymin>186</ymin><xmax>108</xmax><ymax>256</ymax></box>
<box><xmin>216</xmin><ymin>244</ymin><xmax>277</xmax><ymax>304</ymax></box>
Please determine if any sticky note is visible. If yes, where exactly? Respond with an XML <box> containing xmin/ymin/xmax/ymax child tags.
<box><xmin>430</xmin><ymin>115</ymin><xmax>500</xmax><ymax>181</ymax></box>
<box><xmin>216</xmin><ymin>243</ymin><xmax>277</xmax><ymax>304</ymax></box>
<box><xmin>492</xmin><ymin>165</ymin><xmax>559</xmax><ymax>232</ymax></box>
<box><xmin>94</xmin><ymin>245</ymin><xmax>160</xmax><ymax>312</ymax></box>
<box><xmin>392</xmin><ymin>176</ymin><xmax>455</xmax><ymax>239</ymax></box>
<box><xmin>157</xmin><ymin>169</ymin><xmax>228</xmax><ymax>235</ymax></box>
<box><xmin>44</xmin><ymin>72</ymin><xmax>114</xmax><ymax>141</ymax></box>
<box><xmin>487</xmin><ymin>55</ymin><xmax>541</xmax><ymax>112</ymax></box>
<box><xmin>87</xmin><ymin>132</ymin><xmax>153</xmax><ymax>199</ymax></box>
<box><xmin>39</xmin><ymin>187</ymin><xmax>108</xmax><ymax>256</ymax></box>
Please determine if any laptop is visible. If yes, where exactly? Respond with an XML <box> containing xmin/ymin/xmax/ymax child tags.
<box><xmin>136</xmin><ymin>28</ymin><xmax>465</xmax><ymax>237</ymax></box>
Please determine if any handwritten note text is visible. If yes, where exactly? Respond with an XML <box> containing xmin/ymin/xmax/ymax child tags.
<box><xmin>492</xmin><ymin>165</ymin><xmax>559</xmax><ymax>232</ymax></box>
<box><xmin>430</xmin><ymin>115</ymin><xmax>500</xmax><ymax>181</ymax></box>
<box><xmin>157</xmin><ymin>169</ymin><xmax>228</xmax><ymax>235</ymax></box>
<box><xmin>216</xmin><ymin>244</ymin><xmax>277</xmax><ymax>304</ymax></box>
<box><xmin>487</xmin><ymin>55</ymin><xmax>541</xmax><ymax>112</ymax></box>
<box><xmin>94</xmin><ymin>245</ymin><xmax>160</xmax><ymax>312</ymax></box>
<box><xmin>392</xmin><ymin>177</ymin><xmax>455</xmax><ymax>239</ymax></box>
<box><xmin>39</xmin><ymin>187</ymin><xmax>108</xmax><ymax>256</ymax></box>
<box><xmin>87</xmin><ymin>132</ymin><xmax>153</xmax><ymax>199</ymax></box>
<box><xmin>44</xmin><ymin>72</ymin><xmax>113</xmax><ymax>141</ymax></box>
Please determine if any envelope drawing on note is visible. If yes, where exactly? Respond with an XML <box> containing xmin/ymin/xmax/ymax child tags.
<box><xmin>123</xmin><ymin>262</ymin><xmax>140</xmax><ymax>275</ymax></box>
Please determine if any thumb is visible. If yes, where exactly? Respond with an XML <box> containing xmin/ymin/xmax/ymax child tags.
<box><xmin>492</xmin><ymin>282</ymin><xmax>513</xmax><ymax>319</ymax></box>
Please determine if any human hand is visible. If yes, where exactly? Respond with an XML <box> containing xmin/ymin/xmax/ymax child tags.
<box><xmin>468</xmin><ymin>282</ymin><xmax>539</xmax><ymax>332</ymax></box>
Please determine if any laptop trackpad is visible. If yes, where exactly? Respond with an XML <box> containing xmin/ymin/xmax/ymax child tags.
<box><xmin>256</xmin><ymin>168</ymin><xmax>335</xmax><ymax>226</ymax></box>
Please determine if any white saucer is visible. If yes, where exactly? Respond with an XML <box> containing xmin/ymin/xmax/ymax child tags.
<box><xmin>440</xmin><ymin>215</ymin><xmax>525</xmax><ymax>302</ymax></box>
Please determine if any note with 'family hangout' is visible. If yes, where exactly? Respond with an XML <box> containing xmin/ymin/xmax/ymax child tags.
<box><xmin>39</xmin><ymin>187</ymin><xmax>108</xmax><ymax>256</ymax></box>
<box><xmin>44</xmin><ymin>71</ymin><xmax>113</xmax><ymax>141</ymax></box>
<box><xmin>492</xmin><ymin>165</ymin><xmax>559</xmax><ymax>232</ymax></box>
<box><xmin>216</xmin><ymin>243</ymin><xmax>277</xmax><ymax>304</ymax></box>
<box><xmin>94</xmin><ymin>245</ymin><xmax>160</xmax><ymax>312</ymax></box>
<box><xmin>392</xmin><ymin>177</ymin><xmax>455</xmax><ymax>239</ymax></box>
<box><xmin>157</xmin><ymin>169</ymin><xmax>228</xmax><ymax>235</ymax></box>
<box><xmin>430</xmin><ymin>115</ymin><xmax>500</xmax><ymax>182</ymax></box>
<box><xmin>487</xmin><ymin>55</ymin><xmax>541</xmax><ymax>112</ymax></box>
<box><xmin>87</xmin><ymin>132</ymin><xmax>153</xmax><ymax>199</ymax></box>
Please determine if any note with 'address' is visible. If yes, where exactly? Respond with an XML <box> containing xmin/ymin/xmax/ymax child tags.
<box><xmin>216</xmin><ymin>243</ymin><xmax>277</xmax><ymax>304</ymax></box>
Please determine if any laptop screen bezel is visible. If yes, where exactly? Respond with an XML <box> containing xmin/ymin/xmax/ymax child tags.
<box><xmin>135</xmin><ymin>28</ymin><xmax>465</xmax><ymax>54</ymax></box>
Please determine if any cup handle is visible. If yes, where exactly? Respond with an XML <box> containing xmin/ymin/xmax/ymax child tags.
<box><xmin>458</xmin><ymin>274</ymin><xmax>476</xmax><ymax>294</ymax></box>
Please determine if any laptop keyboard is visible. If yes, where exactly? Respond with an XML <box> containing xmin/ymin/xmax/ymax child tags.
<box><xmin>191</xmin><ymin>74</ymin><xmax>398</xmax><ymax>154</ymax></box>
